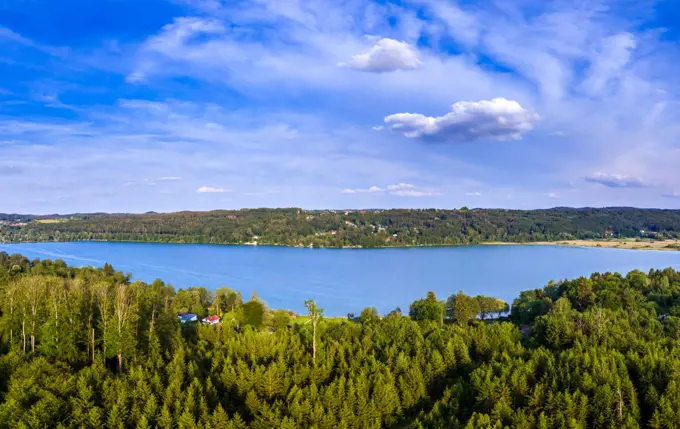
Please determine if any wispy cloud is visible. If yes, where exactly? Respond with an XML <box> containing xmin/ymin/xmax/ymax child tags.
<box><xmin>1</xmin><ymin>0</ymin><xmax>680</xmax><ymax>212</ymax></box>
<box><xmin>390</xmin><ymin>189</ymin><xmax>440</xmax><ymax>197</ymax></box>
<box><xmin>124</xmin><ymin>178</ymin><xmax>157</xmax><ymax>187</ymax></box>
<box><xmin>342</xmin><ymin>186</ymin><xmax>383</xmax><ymax>194</ymax></box>
<box><xmin>342</xmin><ymin>183</ymin><xmax>439</xmax><ymax>197</ymax></box>
<box><xmin>585</xmin><ymin>172</ymin><xmax>646</xmax><ymax>188</ymax></box>
<box><xmin>386</xmin><ymin>183</ymin><xmax>414</xmax><ymax>191</ymax></box>
<box><xmin>197</xmin><ymin>186</ymin><xmax>231</xmax><ymax>193</ymax></box>
<box><xmin>0</xmin><ymin>164</ymin><xmax>21</xmax><ymax>176</ymax></box>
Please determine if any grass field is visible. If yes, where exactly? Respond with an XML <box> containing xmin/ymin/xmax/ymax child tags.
<box><xmin>34</xmin><ymin>219</ymin><xmax>69</xmax><ymax>224</ymax></box>
<box><xmin>291</xmin><ymin>315</ymin><xmax>347</xmax><ymax>325</ymax></box>
<box><xmin>486</xmin><ymin>239</ymin><xmax>680</xmax><ymax>251</ymax></box>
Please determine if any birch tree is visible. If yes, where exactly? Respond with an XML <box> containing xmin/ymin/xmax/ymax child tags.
<box><xmin>304</xmin><ymin>299</ymin><xmax>323</xmax><ymax>362</ymax></box>
<box><xmin>111</xmin><ymin>283</ymin><xmax>137</xmax><ymax>373</ymax></box>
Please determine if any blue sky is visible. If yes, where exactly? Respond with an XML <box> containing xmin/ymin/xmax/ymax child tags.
<box><xmin>1</xmin><ymin>0</ymin><xmax>680</xmax><ymax>213</ymax></box>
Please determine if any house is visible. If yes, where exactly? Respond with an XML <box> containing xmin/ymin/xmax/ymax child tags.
<box><xmin>202</xmin><ymin>315</ymin><xmax>221</xmax><ymax>325</ymax></box>
<box><xmin>178</xmin><ymin>313</ymin><xmax>198</xmax><ymax>324</ymax></box>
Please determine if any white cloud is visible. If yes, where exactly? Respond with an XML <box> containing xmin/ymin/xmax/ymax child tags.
<box><xmin>386</xmin><ymin>183</ymin><xmax>414</xmax><ymax>191</ymax></box>
<box><xmin>547</xmin><ymin>192</ymin><xmax>558</xmax><ymax>198</ymax></box>
<box><xmin>124</xmin><ymin>178</ymin><xmax>157</xmax><ymax>187</ymax></box>
<box><xmin>197</xmin><ymin>186</ymin><xmax>231</xmax><ymax>193</ymax></box>
<box><xmin>391</xmin><ymin>189</ymin><xmax>440</xmax><ymax>197</ymax></box>
<box><xmin>585</xmin><ymin>172</ymin><xmax>646</xmax><ymax>188</ymax></box>
<box><xmin>342</xmin><ymin>185</ymin><xmax>383</xmax><ymax>194</ymax></box>
<box><xmin>384</xmin><ymin>98</ymin><xmax>540</xmax><ymax>143</ymax></box>
<box><xmin>342</xmin><ymin>183</ymin><xmax>439</xmax><ymax>197</ymax></box>
<box><xmin>581</xmin><ymin>33</ymin><xmax>636</xmax><ymax>96</ymax></box>
<box><xmin>465</xmin><ymin>191</ymin><xmax>481</xmax><ymax>196</ymax></box>
<box><xmin>663</xmin><ymin>192</ymin><xmax>680</xmax><ymax>199</ymax></box>
<box><xmin>159</xmin><ymin>176</ymin><xmax>181</xmax><ymax>181</ymax></box>
<box><xmin>372</xmin><ymin>125</ymin><xmax>384</xmax><ymax>131</ymax></box>
<box><xmin>338</xmin><ymin>37</ymin><xmax>421</xmax><ymax>72</ymax></box>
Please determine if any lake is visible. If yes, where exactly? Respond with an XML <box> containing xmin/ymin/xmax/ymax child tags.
<box><xmin>2</xmin><ymin>242</ymin><xmax>680</xmax><ymax>316</ymax></box>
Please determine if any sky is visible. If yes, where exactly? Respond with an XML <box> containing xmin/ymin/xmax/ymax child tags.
<box><xmin>1</xmin><ymin>0</ymin><xmax>680</xmax><ymax>214</ymax></box>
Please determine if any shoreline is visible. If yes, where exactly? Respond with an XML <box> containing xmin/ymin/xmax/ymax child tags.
<box><xmin>1</xmin><ymin>238</ymin><xmax>680</xmax><ymax>251</ymax></box>
<box><xmin>482</xmin><ymin>239</ymin><xmax>680</xmax><ymax>251</ymax></box>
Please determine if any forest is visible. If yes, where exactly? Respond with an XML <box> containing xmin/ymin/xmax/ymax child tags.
<box><xmin>2</xmin><ymin>254</ymin><xmax>680</xmax><ymax>428</ymax></box>
<box><xmin>2</xmin><ymin>207</ymin><xmax>680</xmax><ymax>248</ymax></box>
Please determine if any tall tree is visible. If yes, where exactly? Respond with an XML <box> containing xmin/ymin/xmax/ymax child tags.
<box><xmin>447</xmin><ymin>291</ymin><xmax>479</xmax><ymax>326</ymax></box>
<box><xmin>95</xmin><ymin>282</ymin><xmax>112</xmax><ymax>360</ymax></box>
<box><xmin>111</xmin><ymin>283</ymin><xmax>137</xmax><ymax>373</ymax></box>
<box><xmin>410</xmin><ymin>291</ymin><xmax>444</xmax><ymax>324</ymax></box>
<box><xmin>304</xmin><ymin>299</ymin><xmax>323</xmax><ymax>362</ymax></box>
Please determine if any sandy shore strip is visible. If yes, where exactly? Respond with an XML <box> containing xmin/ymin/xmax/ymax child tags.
<box><xmin>483</xmin><ymin>239</ymin><xmax>680</xmax><ymax>251</ymax></box>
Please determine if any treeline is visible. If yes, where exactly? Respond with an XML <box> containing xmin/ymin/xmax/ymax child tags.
<box><xmin>2</xmin><ymin>207</ymin><xmax>680</xmax><ymax>248</ymax></box>
<box><xmin>3</xmin><ymin>255</ymin><xmax>680</xmax><ymax>427</ymax></box>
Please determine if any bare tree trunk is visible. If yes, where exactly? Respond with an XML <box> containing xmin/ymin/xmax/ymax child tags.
<box><xmin>312</xmin><ymin>321</ymin><xmax>317</xmax><ymax>361</ymax></box>
<box><xmin>92</xmin><ymin>328</ymin><xmax>95</xmax><ymax>363</ymax></box>
<box><xmin>113</xmin><ymin>283</ymin><xmax>135</xmax><ymax>375</ymax></box>
<box><xmin>30</xmin><ymin>318</ymin><xmax>36</xmax><ymax>353</ymax></box>
<box><xmin>8</xmin><ymin>291</ymin><xmax>14</xmax><ymax>345</ymax></box>
<box><xmin>54</xmin><ymin>302</ymin><xmax>59</xmax><ymax>345</ymax></box>
<box><xmin>21</xmin><ymin>320</ymin><xmax>26</xmax><ymax>352</ymax></box>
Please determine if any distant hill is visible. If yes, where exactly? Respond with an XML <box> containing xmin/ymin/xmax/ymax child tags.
<box><xmin>1</xmin><ymin>207</ymin><xmax>679</xmax><ymax>248</ymax></box>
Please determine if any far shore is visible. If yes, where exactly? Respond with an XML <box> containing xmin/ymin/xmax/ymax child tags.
<box><xmin>2</xmin><ymin>238</ymin><xmax>680</xmax><ymax>251</ymax></box>
<box><xmin>483</xmin><ymin>239</ymin><xmax>680</xmax><ymax>251</ymax></box>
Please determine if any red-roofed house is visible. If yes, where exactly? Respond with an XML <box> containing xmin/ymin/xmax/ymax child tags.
<box><xmin>202</xmin><ymin>315</ymin><xmax>221</xmax><ymax>325</ymax></box>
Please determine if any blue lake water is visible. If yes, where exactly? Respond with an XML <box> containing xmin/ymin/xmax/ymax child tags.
<box><xmin>2</xmin><ymin>242</ymin><xmax>680</xmax><ymax>316</ymax></box>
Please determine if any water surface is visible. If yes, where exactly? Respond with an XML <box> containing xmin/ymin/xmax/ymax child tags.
<box><xmin>2</xmin><ymin>242</ymin><xmax>680</xmax><ymax>316</ymax></box>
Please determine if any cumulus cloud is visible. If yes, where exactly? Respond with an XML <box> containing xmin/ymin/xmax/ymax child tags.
<box><xmin>197</xmin><ymin>186</ymin><xmax>231</xmax><ymax>193</ymax></box>
<box><xmin>585</xmin><ymin>172</ymin><xmax>646</xmax><ymax>188</ymax></box>
<box><xmin>372</xmin><ymin>125</ymin><xmax>384</xmax><ymax>131</ymax></box>
<box><xmin>338</xmin><ymin>38</ymin><xmax>421</xmax><ymax>72</ymax></box>
<box><xmin>384</xmin><ymin>98</ymin><xmax>540</xmax><ymax>143</ymax></box>
<box><xmin>342</xmin><ymin>186</ymin><xmax>383</xmax><ymax>194</ymax></box>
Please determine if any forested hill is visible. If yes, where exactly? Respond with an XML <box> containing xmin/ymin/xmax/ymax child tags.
<box><xmin>3</xmin><ymin>255</ymin><xmax>680</xmax><ymax>427</ymax></box>
<box><xmin>2</xmin><ymin>207</ymin><xmax>680</xmax><ymax>247</ymax></box>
